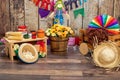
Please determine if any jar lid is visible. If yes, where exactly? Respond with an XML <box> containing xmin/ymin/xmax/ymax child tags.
<box><xmin>18</xmin><ymin>25</ymin><xmax>27</xmax><ymax>29</ymax></box>
<box><xmin>38</xmin><ymin>29</ymin><xmax>44</xmax><ymax>33</ymax></box>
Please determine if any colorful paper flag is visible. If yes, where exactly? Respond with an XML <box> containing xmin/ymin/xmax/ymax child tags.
<box><xmin>79</xmin><ymin>0</ymin><xmax>87</xmax><ymax>5</ymax></box>
<box><xmin>73</xmin><ymin>8</ymin><xmax>84</xmax><ymax>19</ymax></box>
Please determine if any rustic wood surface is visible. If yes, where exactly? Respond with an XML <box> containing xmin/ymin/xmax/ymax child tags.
<box><xmin>0</xmin><ymin>45</ymin><xmax>120</xmax><ymax>80</ymax></box>
<box><xmin>0</xmin><ymin>0</ymin><xmax>120</xmax><ymax>37</ymax></box>
<box><xmin>69</xmin><ymin>0</ymin><xmax>83</xmax><ymax>35</ymax></box>
<box><xmin>114</xmin><ymin>0</ymin><xmax>120</xmax><ymax>24</ymax></box>
<box><xmin>25</xmin><ymin>0</ymin><xmax>38</xmax><ymax>31</ymax></box>
<box><xmin>0</xmin><ymin>0</ymin><xmax>10</xmax><ymax>37</ymax></box>
<box><xmin>10</xmin><ymin>0</ymin><xmax>25</xmax><ymax>31</ymax></box>
<box><xmin>39</xmin><ymin>18</ymin><xmax>48</xmax><ymax>30</ymax></box>
<box><xmin>99</xmin><ymin>0</ymin><xmax>114</xmax><ymax>16</ymax></box>
<box><xmin>83</xmin><ymin>0</ymin><xmax>99</xmax><ymax>29</ymax></box>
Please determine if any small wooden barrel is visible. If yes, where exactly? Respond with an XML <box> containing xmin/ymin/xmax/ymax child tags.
<box><xmin>50</xmin><ymin>37</ymin><xmax>68</xmax><ymax>55</ymax></box>
<box><xmin>108</xmin><ymin>34</ymin><xmax>120</xmax><ymax>47</ymax></box>
<box><xmin>93</xmin><ymin>42</ymin><xmax>120</xmax><ymax>69</ymax></box>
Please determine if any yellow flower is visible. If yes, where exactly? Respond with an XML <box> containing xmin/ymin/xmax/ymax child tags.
<box><xmin>46</xmin><ymin>32</ymin><xmax>50</xmax><ymax>36</ymax></box>
<box><xmin>70</xmin><ymin>30</ymin><xmax>74</xmax><ymax>34</ymax></box>
<box><xmin>53</xmin><ymin>24</ymin><xmax>60</xmax><ymax>28</ymax></box>
<box><xmin>56</xmin><ymin>27</ymin><xmax>62</xmax><ymax>32</ymax></box>
<box><xmin>64</xmin><ymin>31</ymin><xmax>68</xmax><ymax>34</ymax></box>
<box><xmin>45</xmin><ymin>24</ymin><xmax>74</xmax><ymax>38</ymax></box>
<box><xmin>51</xmin><ymin>33</ymin><xmax>56</xmax><ymax>36</ymax></box>
<box><xmin>66</xmin><ymin>27</ymin><xmax>71</xmax><ymax>31</ymax></box>
<box><xmin>45</xmin><ymin>28</ymin><xmax>51</xmax><ymax>33</ymax></box>
<box><xmin>14</xmin><ymin>44</ymin><xmax>19</xmax><ymax>50</ymax></box>
<box><xmin>50</xmin><ymin>29</ymin><xmax>56</xmax><ymax>34</ymax></box>
<box><xmin>62</xmin><ymin>27</ymin><xmax>67</xmax><ymax>31</ymax></box>
<box><xmin>61</xmin><ymin>32</ymin><xmax>67</xmax><ymax>38</ymax></box>
<box><xmin>57</xmin><ymin>32</ymin><xmax>62</xmax><ymax>36</ymax></box>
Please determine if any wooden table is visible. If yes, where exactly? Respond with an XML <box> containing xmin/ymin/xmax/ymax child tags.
<box><xmin>4</xmin><ymin>37</ymin><xmax>48</xmax><ymax>61</ymax></box>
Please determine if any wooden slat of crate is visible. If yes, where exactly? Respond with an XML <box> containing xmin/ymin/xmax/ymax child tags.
<box><xmin>116</xmin><ymin>41</ymin><xmax>120</xmax><ymax>47</ymax></box>
<box><xmin>108</xmin><ymin>34</ymin><xmax>120</xmax><ymax>41</ymax></box>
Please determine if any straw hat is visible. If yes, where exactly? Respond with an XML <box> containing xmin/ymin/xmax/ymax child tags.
<box><xmin>18</xmin><ymin>43</ymin><xmax>39</xmax><ymax>64</ymax></box>
<box><xmin>93</xmin><ymin>42</ymin><xmax>120</xmax><ymax>69</ymax></box>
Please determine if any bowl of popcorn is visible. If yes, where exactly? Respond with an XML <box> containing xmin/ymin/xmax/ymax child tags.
<box><xmin>18</xmin><ymin>43</ymin><xmax>39</xmax><ymax>64</ymax></box>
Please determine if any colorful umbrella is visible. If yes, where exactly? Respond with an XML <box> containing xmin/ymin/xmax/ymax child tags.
<box><xmin>88</xmin><ymin>14</ymin><xmax>120</xmax><ymax>35</ymax></box>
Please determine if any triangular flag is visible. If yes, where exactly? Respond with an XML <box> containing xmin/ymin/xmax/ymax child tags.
<box><xmin>84</xmin><ymin>0</ymin><xmax>87</xmax><ymax>2</ymax></box>
<box><xmin>79</xmin><ymin>0</ymin><xmax>87</xmax><ymax>5</ymax></box>
<box><xmin>79</xmin><ymin>0</ymin><xmax>83</xmax><ymax>5</ymax></box>
<box><xmin>73</xmin><ymin>8</ymin><xmax>84</xmax><ymax>19</ymax></box>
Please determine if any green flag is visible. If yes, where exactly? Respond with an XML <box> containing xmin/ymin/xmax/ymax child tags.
<box><xmin>73</xmin><ymin>8</ymin><xmax>84</xmax><ymax>19</ymax></box>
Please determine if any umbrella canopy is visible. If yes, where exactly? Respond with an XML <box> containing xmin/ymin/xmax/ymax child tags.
<box><xmin>88</xmin><ymin>14</ymin><xmax>120</xmax><ymax>35</ymax></box>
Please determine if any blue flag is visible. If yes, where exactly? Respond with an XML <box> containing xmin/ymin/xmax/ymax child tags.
<box><xmin>79</xmin><ymin>0</ymin><xmax>87</xmax><ymax>5</ymax></box>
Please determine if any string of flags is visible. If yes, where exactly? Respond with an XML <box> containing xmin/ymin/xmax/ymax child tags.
<box><xmin>32</xmin><ymin>0</ymin><xmax>87</xmax><ymax>19</ymax></box>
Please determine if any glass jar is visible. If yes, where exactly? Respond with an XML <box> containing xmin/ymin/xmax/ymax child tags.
<box><xmin>37</xmin><ymin>29</ymin><xmax>45</xmax><ymax>38</ymax></box>
<box><xmin>31</xmin><ymin>31</ymin><xmax>36</xmax><ymax>39</ymax></box>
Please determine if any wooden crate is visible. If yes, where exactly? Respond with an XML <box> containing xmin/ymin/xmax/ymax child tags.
<box><xmin>108</xmin><ymin>34</ymin><xmax>120</xmax><ymax>47</ymax></box>
<box><xmin>108</xmin><ymin>34</ymin><xmax>120</xmax><ymax>41</ymax></box>
<box><xmin>4</xmin><ymin>37</ymin><xmax>48</xmax><ymax>61</ymax></box>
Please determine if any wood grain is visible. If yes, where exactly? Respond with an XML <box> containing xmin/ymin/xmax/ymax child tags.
<box><xmin>114</xmin><ymin>0</ymin><xmax>120</xmax><ymax>24</ymax></box>
<box><xmin>0</xmin><ymin>46</ymin><xmax>120</xmax><ymax>80</ymax></box>
<box><xmin>0</xmin><ymin>0</ymin><xmax>10</xmax><ymax>37</ymax></box>
<box><xmin>0</xmin><ymin>69</ymin><xmax>83</xmax><ymax>76</ymax></box>
<box><xmin>9</xmin><ymin>0</ymin><xmax>25</xmax><ymax>31</ymax></box>
<box><xmin>99</xmin><ymin>0</ymin><xmax>114</xmax><ymax>16</ymax></box>
<box><xmin>39</xmin><ymin>18</ymin><xmax>48</xmax><ymax>30</ymax></box>
<box><xmin>83</xmin><ymin>0</ymin><xmax>99</xmax><ymax>29</ymax></box>
<box><xmin>24</xmin><ymin>0</ymin><xmax>38</xmax><ymax>31</ymax></box>
<box><xmin>1</xmin><ymin>0</ymin><xmax>120</xmax><ymax>36</ymax></box>
<box><xmin>69</xmin><ymin>0</ymin><xmax>83</xmax><ymax>35</ymax></box>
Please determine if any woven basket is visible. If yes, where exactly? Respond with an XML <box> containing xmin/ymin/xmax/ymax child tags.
<box><xmin>93</xmin><ymin>42</ymin><xmax>120</xmax><ymax>69</ymax></box>
<box><xmin>18</xmin><ymin>43</ymin><xmax>39</xmax><ymax>64</ymax></box>
<box><xmin>50</xmin><ymin>37</ymin><xmax>68</xmax><ymax>55</ymax></box>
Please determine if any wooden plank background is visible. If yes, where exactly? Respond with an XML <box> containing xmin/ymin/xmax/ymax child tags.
<box><xmin>0</xmin><ymin>0</ymin><xmax>120</xmax><ymax>37</ymax></box>
<box><xmin>10</xmin><ymin>0</ymin><xmax>25</xmax><ymax>31</ymax></box>
<box><xmin>0</xmin><ymin>0</ymin><xmax>10</xmax><ymax>38</ymax></box>
<box><xmin>24</xmin><ymin>0</ymin><xmax>38</xmax><ymax>31</ymax></box>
